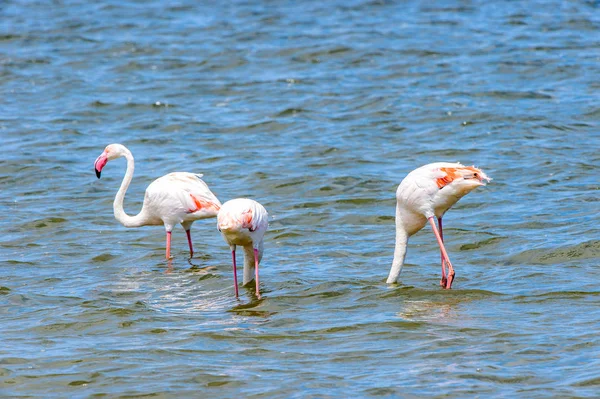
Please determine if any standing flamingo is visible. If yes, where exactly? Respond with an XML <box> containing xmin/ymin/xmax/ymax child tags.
<box><xmin>217</xmin><ymin>198</ymin><xmax>268</xmax><ymax>298</ymax></box>
<box><xmin>387</xmin><ymin>162</ymin><xmax>491</xmax><ymax>289</ymax></box>
<box><xmin>93</xmin><ymin>143</ymin><xmax>221</xmax><ymax>259</ymax></box>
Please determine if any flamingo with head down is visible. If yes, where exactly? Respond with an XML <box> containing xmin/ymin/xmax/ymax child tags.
<box><xmin>94</xmin><ymin>143</ymin><xmax>221</xmax><ymax>259</ymax></box>
<box><xmin>217</xmin><ymin>198</ymin><xmax>268</xmax><ymax>298</ymax></box>
<box><xmin>387</xmin><ymin>162</ymin><xmax>491</xmax><ymax>289</ymax></box>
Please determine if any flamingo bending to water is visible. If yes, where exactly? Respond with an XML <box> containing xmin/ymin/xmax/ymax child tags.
<box><xmin>94</xmin><ymin>143</ymin><xmax>221</xmax><ymax>259</ymax></box>
<box><xmin>217</xmin><ymin>198</ymin><xmax>268</xmax><ymax>298</ymax></box>
<box><xmin>387</xmin><ymin>162</ymin><xmax>491</xmax><ymax>289</ymax></box>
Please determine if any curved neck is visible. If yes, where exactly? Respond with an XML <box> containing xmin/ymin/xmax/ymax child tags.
<box><xmin>113</xmin><ymin>151</ymin><xmax>147</xmax><ymax>228</ymax></box>
<box><xmin>242</xmin><ymin>241</ymin><xmax>262</xmax><ymax>285</ymax></box>
<box><xmin>387</xmin><ymin>205</ymin><xmax>409</xmax><ymax>284</ymax></box>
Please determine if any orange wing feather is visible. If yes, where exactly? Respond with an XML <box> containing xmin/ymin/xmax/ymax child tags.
<box><xmin>240</xmin><ymin>209</ymin><xmax>253</xmax><ymax>229</ymax></box>
<box><xmin>188</xmin><ymin>194</ymin><xmax>220</xmax><ymax>213</ymax></box>
<box><xmin>436</xmin><ymin>167</ymin><xmax>461</xmax><ymax>189</ymax></box>
<box><xmin>436</xmin><ymin>166</ymin><xmax>481</xmax><ymax>188</ymax></box>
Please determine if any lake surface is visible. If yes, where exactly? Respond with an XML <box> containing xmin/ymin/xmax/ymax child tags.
<box><xmin>1</xmin><ymin>0</ymin><xmax>600</xmax><ymax>397</ymax></box>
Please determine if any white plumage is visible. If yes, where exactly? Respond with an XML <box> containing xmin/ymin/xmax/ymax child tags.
<box><xmin>94</xmin><ymin>143</ymin><xmax>221</xmax><ymax>259</ymax></box>
<box><xmin>388</xmin><ymin>162</ymin><xmax>491</xmax><ymax>288</ymax></box>
<box><xmin>217</xmin><ymin>198</ymin><xmax>268</xmax><ymax>298</ymax></box>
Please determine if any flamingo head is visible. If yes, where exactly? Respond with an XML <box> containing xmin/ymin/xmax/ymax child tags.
<box><xmin>435</xmin><ymin>164</ymin><xmax>491</xmax><ymax>196</ymax></box>
<box><xmin>94</xmin><ymin>144</ymin><xmax>128</xmax><ymax>179</ymax></box>
<box><xmin>454</xmin><ymin>165</ymin><xmax>491</xmax><ymax>189</ymax></box>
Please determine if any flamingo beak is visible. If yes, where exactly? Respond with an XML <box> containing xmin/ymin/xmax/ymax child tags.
<box><xmin>462</xmin><ymin>167</ymin><xmax>491</xmax><ymax>186</ymax></box>
<box><xmin>94</xmin><ymin>153</ymin><xmax>108</xmax><ymax>179</ymax></box>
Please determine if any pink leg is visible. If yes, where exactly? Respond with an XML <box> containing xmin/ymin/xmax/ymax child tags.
<box><xmin>231</xmin><ymin>249</ymin><xmax>239</xmax><ymax>297</ymax></box>
<box><xmin>185</xmin><ymin>229</ymin><xmax>194</xmax><ymax>258</ymax></box>
<box><xmin>253</xmin><ymin>248</ymin><xmax>260</xmax><ymax>299</ymax></box>
<box><xmin>438</xmin><ymin>217</ymin><xmax>447</xmax><ymax>287</ymax></box>
<box><xmin>428</xmin><ymin>217</ymin><xmax>455</xmax><ymax>289</ymax></box>
<box><xmin>166</xmin><ymin>231</ymin><xmax>172</xmax><ymax>259</ymax></box>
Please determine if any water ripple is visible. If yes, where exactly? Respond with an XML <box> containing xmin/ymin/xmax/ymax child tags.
<box><xmin>1</xmin><ymin>0</ymin><xmax>600</xmax><ymax>397</ymax></box>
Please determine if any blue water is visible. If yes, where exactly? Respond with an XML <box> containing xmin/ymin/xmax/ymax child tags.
<box><xmin>1</xmin><ymin>0</ymin><xmax>600</xmax><ymax>397</ymax></box>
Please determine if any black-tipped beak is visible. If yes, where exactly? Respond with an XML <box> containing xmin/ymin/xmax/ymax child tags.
<box><xmin>94</xmin><ymin>152</ymin><xmax>108</xmax><ymax>179</ymax></box>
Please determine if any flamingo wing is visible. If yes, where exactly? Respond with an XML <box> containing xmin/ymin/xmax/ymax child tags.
<box><xmin>170</xmin><ymin>173</ymin><xmax>221</xmax><ymax>215</ymax></box>
<box><xmin>146</xmin><ymin>172</ymin><xmax>221</xmax><ymax>218</ymax></box>
<box><xmin>250</xmin><ymin>201</ymin><xmax>269</xmax><ymax>233</ymax></box>
<box><xmin>218</xmin><ymin>198</ymin><xmax>268</xmax><ymax>233</ymax></box>
<box><xmin>240</xmin><ymin>199</ymin><xmax>268</xmax><ymax>233</ymax></box>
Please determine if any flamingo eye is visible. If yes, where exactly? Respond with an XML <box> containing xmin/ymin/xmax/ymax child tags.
<box><xmin>473</xmin><ymin>173</ymin><xmax>479</xmax><ymax>178</ymax></box>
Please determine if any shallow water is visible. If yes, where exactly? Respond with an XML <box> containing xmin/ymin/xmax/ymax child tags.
<box><xmin>1</xmin><ymin>0</ymin><xmax>600</xmax><ymax>397</ymax></box>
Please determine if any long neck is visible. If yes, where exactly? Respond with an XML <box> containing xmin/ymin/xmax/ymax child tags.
<box><xmin>242</xmin><ymin>241</ymin><xmax>263</xmax><ymax>286</ymax></box>
<box><xmin>387</xmin><ymin>205</ymin><xmax>409</xmax><ymax>284</ymax></box>
<box><xmin>113</xmin><ymin>151</ymin><xmax>148</xmax><ymax>228</ymax></box>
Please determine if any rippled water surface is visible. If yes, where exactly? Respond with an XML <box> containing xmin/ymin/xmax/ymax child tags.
<box><xmin>2</xmin><ymin>0</ymin><xmax>600</xmax><ymax>397</ymax></box>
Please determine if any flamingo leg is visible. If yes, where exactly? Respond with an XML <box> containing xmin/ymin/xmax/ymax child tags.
<box><xmin>428</xmin><ymin>217</ymin><xmax>455</xmax><ymax>289</ymax></box>
<box><xmin>438</xmin><ymin>217</ymin><xmax>447</xmax><ymax>287</ymax></box>
<box><xmin>185</xmin><ymin>229</ymin><xmax>194</xmax><ymax>258</ymax></box>
<box><xmin>231</xmin><ymin>248</ymin><xmax>239</xmax><ymax>297</ymax></box>
<box><xmin>166</xmin><ymin>231</ymin><xmax>172</xmax><ymax>259</ymax></box>
<box><xmin>254</xmin><ymin>248</ymin><xmax>261</xmax><ymax>299</ymax></box>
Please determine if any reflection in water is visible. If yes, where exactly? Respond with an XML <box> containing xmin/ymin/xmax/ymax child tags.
<box><xmin>229</xmin><ymin>295</ymin><xmax>273</xmax><ymax>318</ymax></box>
<box><xmin>143</xmin><ymin>264</ymin><xmax>268</xmax><ymax>316</ymax></box>
<box><xmin>397</xmin><ymin>299</ymin><xmax>458</xmax><ymax>322</ymax></box>
<box><xmin>150</xmin><ymin>279</ymin><xmax>233</xmax><ymax>314</ymax></box>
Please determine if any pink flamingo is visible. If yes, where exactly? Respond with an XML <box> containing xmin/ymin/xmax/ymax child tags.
<box><xmin>94</xmin><ymin>143</ymin><xmax>221</xmax><ymax>259</ymax></box>
<box><xmin>217</xmin><ymin>198</ymin><xmax>268</xmax><ymax>298</ymax></box>
<box><xmin>387</xmin><ymin>162</ymin><xmax>491</xmax><ymax>289</ymax></box>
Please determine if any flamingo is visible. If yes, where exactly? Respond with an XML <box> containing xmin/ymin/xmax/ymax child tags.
<box><xmin>93</xmin><ymin>143</ymin><xmax>222</xmax><ymax>259</ymax></box>
<box><xmin>387</xmin><ymin>162</ymin><xmax>491</xmax><ymax>289</ymax></box>
<box><xmin>217</xmin><ymin>198</ymin><xmax>268</xmax><ymax>298</ymax></box>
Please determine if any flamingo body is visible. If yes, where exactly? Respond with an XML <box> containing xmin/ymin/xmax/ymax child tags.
<box><xmin>141</xmin><ymin>172</ymin><xmax>221</xmax><ymax>231</ymax></box>
<box><xmin>94</xmin><ymin>144</ymin><xmax>221</xmax><ymax>259</ymax></box>
<box><xmin>388</xmin><ymin>162</ymin><xmax>491</xmax><ymax>288</ymax></box>
<box><xmin>217</xmin><ymin>198</ymin><xmax>268</xmax><ymax>298</ymax></box>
